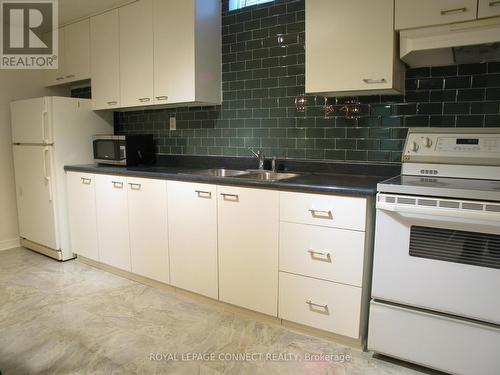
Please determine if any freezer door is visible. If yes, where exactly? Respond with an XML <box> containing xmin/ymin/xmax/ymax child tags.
<box><xmin>13</xmin><ymin>145</ymin><xmax>59</xmax><ymax>250</ymax></box>
<box><xmin>11</xmin><ymin>97</ymin><xmax>53</xmax><ymax>144</ymax></box>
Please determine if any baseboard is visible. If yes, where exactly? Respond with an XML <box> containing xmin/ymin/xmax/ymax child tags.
<box><xmin>0</xmin><ymin>237</ymin><xmax>20</xmax><ymax>251</ymax></box>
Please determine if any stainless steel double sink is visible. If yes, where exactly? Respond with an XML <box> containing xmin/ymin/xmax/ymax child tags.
<box><xmin>188</xmin><ymin>168</ymin><xmax>300</xmax><ymax>181</ymax></box>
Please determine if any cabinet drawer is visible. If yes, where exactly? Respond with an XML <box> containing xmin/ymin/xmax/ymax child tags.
<box><xmin>279</xmin><ymin>222</ymin><xmax>365</xmax><ymax>287</ymax></box>
<box><xmin>479</xmin><ymin>0</ymin><xmax>500</xmax><ymax>18</ymax></box>
<box><xmin>280</xmin><ymin>192</ymin><xmax>366</xmax><ymax>231</ymax></box>
<box><xmin>279</xmin><ymin>272</ymin><xmax>361</xmax><ymax>338</ymax></box>
<box><xmin>395</xmin><ymin>0</ymin><xmax>477</xmax><ymax>30</ymax></box>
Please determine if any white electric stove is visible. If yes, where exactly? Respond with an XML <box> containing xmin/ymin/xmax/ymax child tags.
<box><xmin>368</xmin><ymin>128</ymin><xmax>500</xmax><ymax>375</ymax></box>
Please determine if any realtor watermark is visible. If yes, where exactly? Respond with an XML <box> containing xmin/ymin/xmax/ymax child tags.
<box><xmin>149</xmin><ymin>352</ymin><xmax>352</xmax><ymax>363</ymax></box>
<box><xmin>0</xmin><ymin>0</ymin><xmax>58</xmax><ymax>69</ymax></box>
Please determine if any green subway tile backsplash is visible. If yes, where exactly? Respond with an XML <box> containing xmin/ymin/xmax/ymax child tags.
<box><xmin>71</xmin><ymin>0</ymin><xmax>500</xmax><ymax>163</ymax></box>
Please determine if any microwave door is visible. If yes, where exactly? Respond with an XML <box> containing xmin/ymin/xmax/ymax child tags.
<box><xmin>93</xmin><ymin>139</ymin><xmax>125</xmax><ymax>164</ymax></box>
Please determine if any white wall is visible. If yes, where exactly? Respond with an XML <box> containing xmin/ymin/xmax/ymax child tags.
<box><xmin>0</xmin><ymin>70</ymin><xmax>68</xmax><ymax>250</ymax></box>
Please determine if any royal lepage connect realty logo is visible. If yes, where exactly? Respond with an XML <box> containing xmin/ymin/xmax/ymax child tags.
<box><xmin>1</xmin><ymin>0</ymin><xmax>58</xmax><ymax>69</ymax></box>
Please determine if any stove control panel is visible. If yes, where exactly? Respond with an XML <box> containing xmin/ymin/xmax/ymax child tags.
<box><xmin>402</xmin><ymin>128</ymin><xmax>500</xmax><ymax>165</ymax></box>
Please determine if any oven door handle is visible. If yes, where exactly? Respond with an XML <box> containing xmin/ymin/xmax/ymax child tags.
<box><xmin>377</xmin><ymin>203</ymin><xmax>500</xmax><ymax>224</ymax></box>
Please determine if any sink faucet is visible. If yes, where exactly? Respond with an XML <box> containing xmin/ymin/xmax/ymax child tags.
<box><xmin>248</xmin><ymin>147</ymin><xmax>265</xmax><ymax>170</ymax></box>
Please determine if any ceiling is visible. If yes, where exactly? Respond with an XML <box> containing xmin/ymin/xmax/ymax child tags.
<box><xmin>58</xmin><ymin>0</ymin><xmax>135</xmax><ymax>25</ymax></box>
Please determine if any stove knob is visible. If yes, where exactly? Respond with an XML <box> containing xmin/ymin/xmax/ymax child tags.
<box><xmin>424</xmin><ymin>137</ymin><xmax>433</xmax><ymax>148</ymax></box>
<box><xmin>412</xmin><ymin>141</ymin><xmax>419</xmax><ymax>152</ymax></box>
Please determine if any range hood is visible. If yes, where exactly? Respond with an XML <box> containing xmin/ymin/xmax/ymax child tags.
<box><xmin>400</xmin><ymin>17</ymin><xmax>500</xmax><ymax>67</ymax></box>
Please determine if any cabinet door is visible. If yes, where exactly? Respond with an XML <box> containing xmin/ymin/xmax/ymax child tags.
<box><xmin>127</xmin><ymin>177</ymin><xmax>169</xmax><ymax>283</ymax></box>
<box><xmin>119</xmin><ymin>0</ymin><xmax>154</xmax><ymax>107</ymax></box>
<box><xmin>66</xmin><ymin>172</ymin><xmax>99</xmax><ymax>261</ymax></box>
<box><xmin>153</xmin><ymin>0</ymin><xmax>195</xmax><ymax>104</ymax></box>
<box><xmin>167</xmin><ymin>181</ymin><xmax>218</xmax><ymax>299</ymax></box>
<box><xmin>90</xmin><ymin>10</ymin><xmax>120</xmax><ymax>110</ymax></box>
<box><xmin>218</xmin><ymin>186</ymin><xmax>279</xmax><ymax>316</ymax></box>
<box><xmin>64</xmin><ymin>19</ymin><xmax>90</xmax><ymax>82</ymax></box>
<box><xmin>44</xmin><ymin>28</ymin><xmax>66</xmax><ymax>86</ymax></box>
<box><xmin>395</xmin><ymin>0</ymin><xmax>477</xmax><ymax>30</ymax></box>
<box><xmin>95</xmin><ymin>174</ymin><xmax>131</xmax><ymax>271</ymax></box>
<box><xmin>478</xmin><ymin>0</ymin><xmax>500</xmax><ymax>18</ymax></box>
<box><xmin>305</xmin><ymin>0</ymin><xmax>401</xmax><ymax>95</ymax></box>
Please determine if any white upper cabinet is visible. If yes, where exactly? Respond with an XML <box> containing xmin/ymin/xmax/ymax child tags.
<box><xmin>90</xmin><ymin>9</ymin><xmax>120</xmax><ymax>110</ymax></box>
<box><xmin>478</xmin><ymin>0</ymin><xmax>500</xmax><ymax>18</ymax></box>
<box><xmin>167</xmin><ymin>181</ymin><xmax>218</xmax><ymax>299</ymax></box>
<box><xmin>305</xmin><ymin>0</ymin><xmax>404</xmax><ymax>97</ymax></box>
<box><xmin>119</xmin><ymin>0</ymin><xmax>154</xmax><ymax>108</ymax></box>
<box><xmin>127</xmin><ymin>177</ymin><xmax>169</xmax><ymax>284</ymax></box>
<box><xmin>64</xmin><ymin>19</ymin><xmax>90</xmax><ymax>82</ymax></box>
<box><xmin>66</xmin><ymin>172</ymin><xmax>99</xmax><ymax>261</ymax></box>
<box><xmin>44</xmin><ymin>20</ymin><xmax>90</xmax><ymax>86</ymax></box>
<box><xmin>217</xmin><ymin>186</ymin><xmax>279</xmax><ymax>316</ymax></box>
<box><xmin>395</xmin><ymin>0</ymin><xmax>478</xmax><ymax>30</ymax></box>
<box><xmin>153</xmin><ymin>0</ymin><xmax>221</xmax><ymax>106</ymax></box>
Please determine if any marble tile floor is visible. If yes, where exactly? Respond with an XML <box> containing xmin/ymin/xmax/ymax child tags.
<box><xmin>0</xmin><ymin>248</ymin><xmax>433</xmax><ymax>375</ymax></box>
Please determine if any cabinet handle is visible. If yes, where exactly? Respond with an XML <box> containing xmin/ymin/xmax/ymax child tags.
<box><xmin>308</xmin><ymin>209</ymin><xmax>333</xmax><ymax>219</ymax></box>
<box><xmin>221</xmin><ymin>193</ymin><xmax>239</xmax><ymax>201</ymax></box>
<box><xmin>489</xmin><ymin>1</ymin><xmax>500</xmax><ymax>6</ymax></box>
<box><xmin>362</xmin><ymin>78</ymin><xmax>386</xmax><ymax>84</ymax></box>
<box><xmin>156</xmin><ymin>96</ymin><xmax>168</xmax><ymax>100</ymax></box>
<box><xmin>128</xmin><ymin>183</ymin><xmax>141</xmax><ymax>190</ymax></box>
<box><xmin>138</xmin><ymin>97</ymin><xmax>151</xmax><ymax>103</ymax></box>
<box><xmin>107</xmin><ymin>101</ymin><xmax>118</xmax><ymax>105</ymax></box>
<box><xmin>307</xmin><ymin>249</ymin><xmax>332</xmax><ymax>261</ymax></box>
<box><xmin>81</xmin><ymin>177</ymin><xmax>91</xmax><ymax>185</ymax></box>
<box><xmin>196</xmin><ymin>190</ymin><xmax>212</xmax><ymax>198</ymax></box>
<box><xmin>306</xmin><ymin>300</ymin><xmax>328</xmax><ymax>310</ymax></box>
<box><xmin>66</xmin><ymin>74</ymin><xmax>75</xmax><ymax>78</ymax></box>
<box><xmin>112</xmin><ymin>181</ymin><xmax>123</xmax><ymax>189</ymax></box>
<box><xmin>55</xmin><ymin>76</ymin><xmax>65</xmax><ymax>80</ymax></box>
<box><xmin>440</xmin><ymin>7</ymin><xmax>467</xmax><ymax>15</ymax></box>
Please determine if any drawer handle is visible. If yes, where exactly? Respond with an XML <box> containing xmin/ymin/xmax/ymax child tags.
<box><xmin>112</xmin><ymin>181</ymin><xmax>123</xmax><ymax>189</ymax></box>
<box><xmin>221</xmin><ymin>193</ymin><xmax>239</xmax><ymax>201</ymax></box>
<box><xmin>440</xmin><ymin>7</ymin><xmax>467</xmax><ymax>15</ymax></box>
<box><xmin>362</xmin><ymin>78</ymin><xmax>386</xmax><ymax>84</ymax></box>
<box><xmin>128</xmin><ymin>183</ymin><xmax>141</xmax><ymax>190</ymax></box>
<box><xmin>81</xmin><ymin>177</ymin><xmax>91</xmax><ymax>185</ymax></box>
<box><xmin>196</xmin><ymin>190</ymin><xmax>212</xmax><ymax>198</ymax></box>
<box><xmin>308</xmin><ymin>209</ymin><xmax>333</xmax><ymax>219</ymax></box>
<box><xmin>66</xmin><ymin>74</ymin><xmax>75</xmax><ymax>79</ymax></box>
<box><xmin>306</xmin><ymin>300</ymin><xmax>328</xmax><ymax>311</ymax></box>
<box><xmin>55</xmin><ymin>76</ymin><xmax>65</xmax><ymax>81</ymax></box>
<box><xmin>490</xmin><ymin>1</ymin><xmax>500</xmax><ymax>6</ymax></box>
<box><xmin>307</xmin><ymin>249</ymin><xmax>331</xmax><ymax>261</ymax></box>
<box><xmin>138</xmin><ymin>97</ymin><xmax>151</xmax><ymax>103</ymax></box>
<box><xmin>107</xmin><ymin>101</ymin><xmax>118</xmax><ymax>105</ymax></box>
<box><xmin>156</xmin><ymin>96</ymin><xmax>168</xmax><ymax>100</ymax></box>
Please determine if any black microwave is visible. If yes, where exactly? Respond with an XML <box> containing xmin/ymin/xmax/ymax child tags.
<box><xmin>93</xmin><ymin>135</ymin><xmax>155</xmax><ymax>166</ymax></box>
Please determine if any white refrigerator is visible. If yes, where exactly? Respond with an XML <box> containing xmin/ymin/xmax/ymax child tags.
<box><xmin>11</xmin><ymin>96</ymin><xmax>113</xmax><ymax>260</ymax></box>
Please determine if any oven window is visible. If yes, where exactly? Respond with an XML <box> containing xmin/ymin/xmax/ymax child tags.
<box><xmin>94</xmin><ymin>140</ymin><xmax>119</xmax><ymax>160</ymax></box>
<box><xmin>409</xmin><ymin>226</ymin><xmax>500</xmax><ymax>269</ymax></box>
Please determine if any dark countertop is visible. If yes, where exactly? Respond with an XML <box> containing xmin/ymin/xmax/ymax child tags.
<box><xmin>65</xmin><ymin>158</ymin><xmax>400</xmax><ymax>197</ymax></box>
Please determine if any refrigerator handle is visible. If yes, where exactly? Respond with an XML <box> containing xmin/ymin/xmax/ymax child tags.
<box><xmin>43</xmin><ymin>147</ymin><xmax>53</xmax><ymax>202</ymax></box>
<box><xmin>41</xmin><ymin>102</ymin><xmax>49</xmax><ymax>144</ymax></box>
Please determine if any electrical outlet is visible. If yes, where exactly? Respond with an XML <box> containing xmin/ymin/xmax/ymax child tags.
<box><xmin>169</xmin><ymin>117</ymin><xmax>176</xmax><ymax>130</ymax></box>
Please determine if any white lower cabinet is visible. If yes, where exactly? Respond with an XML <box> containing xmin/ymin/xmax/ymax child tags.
<box><xmin>167</xmin><ymin>181</ymin><xmax>218</xmax><ymax>299</ymax></box>
<box><xmin>127</xmin><ymin>177</ymin><xmax>169</xmax><ymax>283</ymax></box>
<box><xmin>66</xmin><ymin>172</ymin><xmax>99</xmax><ymax>261</ymax></box>
<box><xmin>279</xmin><ymin>222</ymin><xmax>365</xmax><ymax>287</ymax></box>
<box><xmin>217</xmin><ymin>186</ymin><xmax>279</xmax><ymax>316</ymax></box>
<box><xmin>95</xmin><ymin>174</ymin><xmax>131</xmax><ymax>271</ymax></box>
<box><xmin>279</xmin><ymin>272</ymin><xmax>362</xmax><ymax>339</ymax></box>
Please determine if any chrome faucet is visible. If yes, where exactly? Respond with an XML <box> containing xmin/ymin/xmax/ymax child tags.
<box><xmin>248</xmin><ymin>147</ymin><xmax>265</xmax><ymax>170</ymax></box>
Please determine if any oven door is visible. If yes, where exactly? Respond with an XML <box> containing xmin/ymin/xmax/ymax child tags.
<box><xmin>93</xmin><ymin>138</ymin><xmax>126</xmax><ymax>165</ymax></box>
<box><xmin>372</xmin><ymin>193</ymin><xmax>500</xmax><ymax>325</ymax></box>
